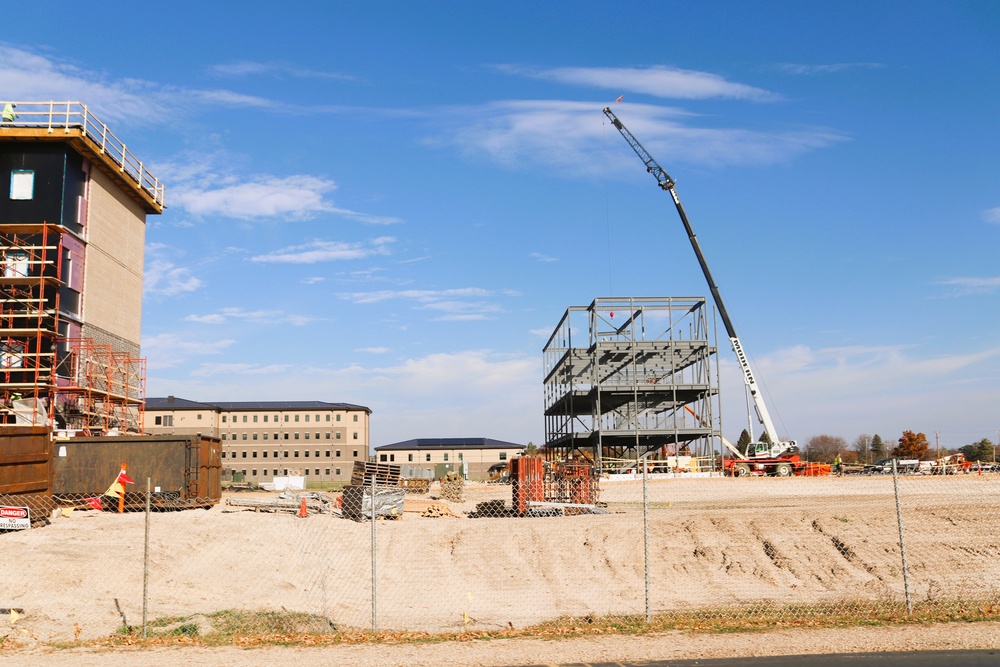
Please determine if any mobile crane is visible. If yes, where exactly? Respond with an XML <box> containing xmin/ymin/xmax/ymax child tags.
<box><xmin>603</xmin><ymin>108</ymin><xmax>801</xmax><ymax>476</ymax></box>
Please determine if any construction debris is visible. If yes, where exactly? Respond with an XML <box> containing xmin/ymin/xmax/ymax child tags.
<box><xmin>225</xmin><ymin>491</ymin><xmax>335</xmax><ymax>515</ymax></box>
<box><xmin>341</xmin><ymin>485</ymin><xmax>404</xmax><ymax>522</ymax></box>
<box><xmin>351</xmin><ymin>461</ymin><xmax>400</xmax><ymax>487</ymax></box>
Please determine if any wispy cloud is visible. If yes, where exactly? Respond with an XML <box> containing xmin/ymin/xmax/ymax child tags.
<box><xmin>303</xmin><ymin>276</ymin><xmax>325</xmax><ymax>285</ymax></box>
<box><xmin>173</xmin><ymin>175</ymin><xmax>337</xmax><ymax>220</ymax></box>
<box><xmin>984</xmin><ymin>207</ymin><xmax>1000</xmax><ymax>224</ymax></box>
<box><xmin>184</xmin><ymin>307</ymin><xmax>317</xmax><ymax>326</ymax></box>
<box><xmin>209</xmin><ymin>60</ymin><xmax>357</xmax><ymax>82</ymax></box>
<box><xmin>356</xmin><ymin>347</ymin><xmax>390</xmax><ymax>354</ymax></box>
<box><xmin>338</xmin><ymin>287</ymin><xmax>511</xmax><ymax>321</ymax></box>
<box><xmin>530</xmin><ymin>252</ymin><xmax>558</xmax><ymax>262</ymax></box>
<box><xmin>936</xmin><ymin>276</ymin><xmax>1000</xmax><ymax>295</ymax></box>
<box><xmin>141</xmin><ymin>333</ymin><xmax>236</xmax><ymax>370</ymax></box>
<box><xmin>250</xmin><ymin>237</ymin><xmax>395</xmax><ymax>264</ymax></box>
<box><xmin>144</xmin><ymin>258</ymin><xmax>203</xmax><ymax>296</ymax></box>
<box><xmin>433</xmin><ymin>100</ymin><xmax>847</xmax><ymax>172</ymax></box>
<box><xmin>0</xmin><ymin>44</ymin><xmax>274</xmax><ymax>125</ymax></box>
<box><xmin>777</xmin><ymin>62</ymin><xmax>885</xmax><ymax>75</ymax></box>
<box><xmin>191</xmin><ymin>363</ymin><xmax>293</xmax><ymax>377</ymax></box>
<box><xmin>498</xmin><ymin>64</ymin><xmax>779</xmax><ymax>101</ymax></box>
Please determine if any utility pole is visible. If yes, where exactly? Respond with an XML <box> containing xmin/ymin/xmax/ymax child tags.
<box><xmin>935</xmin><ymin>431</ymin><xmax>940</xmax><ymax>460</ymax></box>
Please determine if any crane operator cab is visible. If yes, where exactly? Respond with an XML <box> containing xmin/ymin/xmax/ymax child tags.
<box><xmin>747</xmin><ymin>440</ymin><xmax>799</xmax><ymax>459</ymax></box>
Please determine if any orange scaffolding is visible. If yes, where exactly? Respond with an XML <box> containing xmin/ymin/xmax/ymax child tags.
<box><xmin>0</xmin><ymin>223</ymin><xmax>145</xmax><ymax>434</ymax></box>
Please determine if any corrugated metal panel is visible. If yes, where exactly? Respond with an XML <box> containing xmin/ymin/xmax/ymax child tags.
<box><xmin>0</xmin><ymin>426</ymin><xmax>52</xmax><ymax>496</ymax></box>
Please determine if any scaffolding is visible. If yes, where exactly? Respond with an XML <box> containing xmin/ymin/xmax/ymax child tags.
<box><xmin>0</xmin><ymin>223</ymin><xmax>145</xmax><ymax>433</ymax></box>
<box><xmin>542</xmin><ymin>297</ymin><xmax>721</xmax><ymax>472</ymax></box>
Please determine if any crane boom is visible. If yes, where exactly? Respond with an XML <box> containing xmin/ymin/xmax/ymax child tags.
<box><xmin>603</xmin><ymin>107</ymin><xmax>794</xmax><ymax>457</ymax></box>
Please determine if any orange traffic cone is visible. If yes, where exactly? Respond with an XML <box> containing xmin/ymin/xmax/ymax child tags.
<box><xmin>298</xmin><ymin>498</ymin><xmax>308</xmax><ymax>518</ymax></box>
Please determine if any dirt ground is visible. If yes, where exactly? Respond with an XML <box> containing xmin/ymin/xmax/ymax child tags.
<box><xmin>1</xmin><ymin>475</ymin><xmax>998</xmax><ymax>654</ymax></box>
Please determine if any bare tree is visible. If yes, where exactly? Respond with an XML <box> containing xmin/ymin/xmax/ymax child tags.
<box><xmin>853</xmin><ymin>433</ymin><xmax>873</xmax><ymax>464</ymax></box>
<box><xmin>805</xmin><ymin>435</ymin><xmax>848</xmax><ymax>463</ymax></box>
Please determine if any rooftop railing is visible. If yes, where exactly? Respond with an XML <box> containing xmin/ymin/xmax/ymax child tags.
<box><xmin>1</xmin><ymin>101</ymin><xmax>165</xmax><ymax>209</ymax></box>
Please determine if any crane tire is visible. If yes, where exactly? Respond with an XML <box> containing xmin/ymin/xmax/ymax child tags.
<box><xmin>733</xmin><ymin>463</ymin><xmax>751</xmax><ymax>477</ymax></box>
<box><xmin>774</xmin><ymin>463</ymin><xmax>793</xmax><ymax>477</ymax></box>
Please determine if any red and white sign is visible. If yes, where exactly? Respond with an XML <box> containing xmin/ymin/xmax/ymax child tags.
<box><xmin>0</xmin><ymin>506</ymin><xmax>30</xmax><ymax>530</ymax></box>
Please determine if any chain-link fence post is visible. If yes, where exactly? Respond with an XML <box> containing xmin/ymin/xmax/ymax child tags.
<box><xmin>142</xmin><ymin>477</ymin><xmax>150</xmax><ymax>637</ymax></box>
<box><xmin>642</xmin><ymin>453</ymin><xmax>651</xmax><ymax>624</ymax></box>
<box><xmin>371</xmin><ymin>471</ymin><xmax>377</xmax><ymax>632</ymax></box>
<box><xmin>891</xmin><ymin>459</ymin><xmax>912</xmax><ymax>614</ymax></box>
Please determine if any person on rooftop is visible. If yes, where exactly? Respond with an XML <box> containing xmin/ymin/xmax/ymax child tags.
<box><xmin>1</xmin><ymin>103</ymin><xmax>16</xmax><ymax>123</ymax></box>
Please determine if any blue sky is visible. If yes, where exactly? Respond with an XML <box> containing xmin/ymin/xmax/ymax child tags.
<box><xmin>3</xmin><ymin>2</ymin><xmax>999</xmax><ymax>450</ymax></box>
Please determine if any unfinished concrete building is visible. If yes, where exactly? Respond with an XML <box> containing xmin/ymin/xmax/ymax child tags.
<box><xmin>0</xmin><ymin>102</ymin><xmax>163</xmax><ymax>433</ymax></box>
<box><xmin>543</xmin><ymin>297</ymin><xmax>721</xmax><ymax>472</ymax></box>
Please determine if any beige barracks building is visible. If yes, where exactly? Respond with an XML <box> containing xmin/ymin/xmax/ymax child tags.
<box><xmin>144</xmin><ymin>397</ymin><xmax>371</xmax><ymax>484</ymax></box>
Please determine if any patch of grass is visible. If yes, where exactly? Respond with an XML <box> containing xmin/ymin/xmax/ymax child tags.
<box><xmin>54</xmin><ymin>598</ymin><xmax>1000</xmax><ymax>650</ymax></box>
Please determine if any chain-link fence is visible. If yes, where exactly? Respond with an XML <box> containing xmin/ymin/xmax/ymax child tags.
<box><xmin>2</xmin><ymin>461</ymin><xmax>1000</xmax><ymax>644</ymax></box>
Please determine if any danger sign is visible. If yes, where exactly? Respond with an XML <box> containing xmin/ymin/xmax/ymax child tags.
<box><xmin>0</xmin><ymin>506</ymin><xmax>29</xmax><ymax>530</ymax></box>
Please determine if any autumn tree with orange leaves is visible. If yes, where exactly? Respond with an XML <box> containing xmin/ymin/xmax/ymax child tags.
<box><xmin>892</xmin><ymin>430</ymin><xmax>930</xmax><ymax>459</ymax></box>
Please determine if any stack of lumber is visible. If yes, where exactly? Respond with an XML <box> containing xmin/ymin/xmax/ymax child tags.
<box><xmin>403</xmin><ymin>497</ymin><xmax>457</xmax><ymax>518</ymax></box>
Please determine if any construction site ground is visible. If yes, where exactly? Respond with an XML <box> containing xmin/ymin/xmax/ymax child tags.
<box><xmin>2</xmin><ymin>475</ymin><xmax>998</xmax><ymax>662</ymax></box>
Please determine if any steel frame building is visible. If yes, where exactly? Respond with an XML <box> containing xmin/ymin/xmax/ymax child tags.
<box><xmin>542</xmin><ymin>297</ymin><xmax>721</xmax><ymax>470</ymax></box>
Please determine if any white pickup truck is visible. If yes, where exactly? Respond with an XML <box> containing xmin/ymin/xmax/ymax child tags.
<box><xmin>868</xmin><ymin>458</ymin><xmax>923</xmax><ymax>474</ymax></box>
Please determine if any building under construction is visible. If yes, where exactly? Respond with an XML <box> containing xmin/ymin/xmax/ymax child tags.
<box><xmin>0</xmin><ymin>102</ymin><xmax>162</xmax><ymax>434</ymax></box>
<box><xmin>542</xmin><ymin>297</ymin><xmax>721</xmax><ymax>472</ymax></box>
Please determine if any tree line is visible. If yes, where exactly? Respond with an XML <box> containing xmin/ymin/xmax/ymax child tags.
<box><xmin>736</xmin><ymin>430</ymin><xmax>997</xmax><ymax>464</ymax></box>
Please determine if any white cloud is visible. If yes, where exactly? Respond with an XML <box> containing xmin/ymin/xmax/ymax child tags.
<box><xmin>356</xmin><ymin>347</ymin><xmax>390</xmax><ymax>354</ymax></box>
<box><xmin>777</xmin><ymin>63</ymin><xmax>885</xmax><ymax>75</ymax></box>
<box><xmin>0</xmin><ymin>45</ymin><xmax>274</xmax><ymax>125</ymax></box>
<box><xmin>191</xmin><ymin>363</ymin><xmax>292</xmax><ymax>377</ymax></box>
<box><xmin>339</xmin><ymin>287</ymin><xmax>492</xmax><ymax>305</ymax></box>
<box><xmin>173</xmin><ymin>175</ymin><xmax>337</xmax><ymax>220</ymax></box>
<box><xmin>936</xmin><ymin>276</ymin><xmax>1000</xmax><ymax>295</ymax></box>
<box><xmin>184</xmin><ymin>307</ymin><xmax>317</xmax><ymax>326</ymax></box>
<box><xmin>435</xmin><ymin>100</ymin><xmax>846</xmax><ymax>171</ymax></box>
<box><xmin>984</xmin><ymin>207</ymin><xmax>1000</xmax><ymax>224</ymax></box>
<box><xmin>530</xmin><ymin>252</ymin><xmax>558</xmax><ymax>263</ymax></box>
<box><xmin>250</xmin><ymin>237</ymin><xmax>395</xmax><ymax>264</ymax></box>
<box><xmin>499</xmin><ymin>65</ymin><xmax>779</xmax><ymax>101</ymax></box>
<box><xmin>143</xmin><ymin>258</ymin><xmax>203</xmax><ymax>296</ymax></box>
<box><xmin>209</xmin><ymin>60</ymin><xmax>357</xmax><ymax>82</ymax></box>
<box><xmin>303</xmin><ymin>276</ymin><xmax>326</xmax><ymax>285</ymax></box>
<box><xmin>141</xmin><ymin>333</ymin><xmax>236</xmax><ymax>370</ymax></box>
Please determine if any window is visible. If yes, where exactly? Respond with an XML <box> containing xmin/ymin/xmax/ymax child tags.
<box><xmin>335</xmin><ymin>450</ymin><xmax>341</xmax><ymax>458</ymax></box>
<box><xmin>325</xmin><ymin>469</ymin><xmax>330</xmax><ymax>476</ymax></box>
<box><xmin>294</xmin><ymin>451</ymin><xmax>299</xmax><ymax>458</ymax></box>
<box><xmin>353</xmin><ymin>415</ymin><xmax>358</xmax><ymax>422</ymax></box>
<box><xmin>444</xmin><ymin>453</ymin><xmax>449</xmax><ymax>462</ymax></box>
<box><xmin>283</xmin><ymin>469</ymin><xmax>288</xmax><ymax>475</ymax></box>
<box><xmin>326</xmin><ymin>415</ymin><xmax>330</xmax><ymax>422</ymax></box>
<box><xmin>241</xmin><ymin>470</ymin><xmax>246</xmax><ymax>477</ymax></box>
<box><xmin>252</xmin><ymin>433</ymin><xmax>258</xmax><ymax>440</ymax></box>
<box><xmin>274</xmin><ymin>451</ymin><xmax>278</xmax><ymax>458</ymax></box>
<box><xmin>222</xmin><ymin>434</ymin><xmax>227</xmax><ymax>440</ymax></box>
<box><xmin>458</xmin><ymin>453</ymin><xmax>463</xmax><ymax>460</ymax></box>
<box><xmin>242</xmin><ymin>434</ymin><xmax>247</xmax><ymax>441</ymax></box>
<box><xmin>284</xmin><ymin>434</ymin><xmax>289</xmax><ymax>440</ymax></box>
<box><xmin>263</xmin><ymin>451</ymin><xmax>268</xmax><ymax>458</ymax></box>
<box><xmin>284</xmin><ymin>415</ymin><xmax>289</xmax><ymax>422</ymax></box>
<box><xmin>274</xmin><ymin>433</ymin><xmax>279</xmax><ymax>441</ymax></box>
<box><xmin>305</xmin><ymin>450</ymin><xmax>310</xmax><ymax>458</ymax></box>
<box><xmin>252</xmin><ymin>451</ymin><xmax>257</xmax><ymax>458</ymax></box>
<box><xmin>252</xmin><ymin>470</ymin><xmax>257</xmax><ymax>476</ymax></box>
<box><xmin>315</xmin><ymin>451</ymin><xmax>320</xmax><ymax>458</ymax></box>
<box><xmin>305</xmin><ymin>415</ymin><xmax>309</xmax><ymax>423</ymax></box>
<box><xmin>353</xmin><ymin>433</ymin><xmax>358</xmax><ymax>440</ymax></box>
<box><xmin>273</xmin><ymin>470</ymin><xmax>278</xmax><ymax>476</ymax></box>
<box><xmin>426</xmin><ymin>453</ymin><xmax>431</xmax><ymax>462</ymax></box>
<box><xmin>263</xmin><ymin>433</ymin><xmax>269</xmax><ymax>441</ymax></box>
<box><xmin>390</xmin><ymin>454</ymin><xmax>395</xmax><ymax>462</ymax></box>
<box><xmin>242</xmin><ymin>451</ymin><xmax>247</xmax><ymax>459</ymax></box>
<box><xmin>242</xmin><ymin>416</ymin><xmax>247</xmax><ymax>423</ymax></box>
<box><xmin>155</xmin><ymin>416</ymin><xmax>162</xmax><ymax>425</ymax></box>
<box><xmin>315</xmin><ymin>433</ymin><xmax>320</xmax><ymax>440</ymax></box>
<box><xmin>221</xmin><ymin>451</ymin><xmax>226</xmax><ymax>458</ymax></box>
<box><xmin>335</xmin><ymin>468</ymin><xmax>341</xmax><ymax>475</ymax></box>
<box><xmin>500</xmin><ymin>452</ymin><xmax>508</xmax><ymax>461</ymax></box>
<box><xmin>325</xmin><ymin>433</ymin><xmax>330</xmax><ymax>440</ymax></box>
<box><xmin>336</xmin><ymin>433</ymin><xmax>342</xmax><ymax>440</ymax></box>
<box><xmin>10</xmin><ymin>170</ymin><xmax>34</xmax><ymax>200</ymax></box>
<box><xmin>336</xmin><ymin>415</ymin><xmax>341</xmax><ymax>422</ymax></box>
<box><xmin>304</xmin><ymin>469</ymin><xmax>308</xmax><ymax>476</ymax></box>
<box><xmin>408</xmin><ymin>454</ymin><xmax>413</xmax><ymax>462</ymax></box>
<box><xmin>274</xmin><ymin>415</ymin><xmax>279</xmax><ymax>422</ymax></box>
<box><xmin>325</xmin><ymin>451</ymin><xmax>330</xmax><ymax>458</ymax></box>
<box><xmin>284</xmin><ymin>451</ymin><xmax>289</xmax><ymax>458</ymax></box>
<box><xmin>314</xmin><ymin>469</ymin><xmax>319</xmax><ymax>476</ymax></box>
<box><xmin>253</xmin><ymin>416</ymin><xmax>258</xmax><ymax>423</ymax></box>
<box><xmin>295</xmin><ymin>415</ymin><xmax>300</xmax><ymax>422</ymax></box>
<box><xmin>315</xmin><ymin>415</ymin><xmax>320</xmax><ymax>422</ymax></box>
<box><xmin>263</xmin><ymin>415</ymin><xmax>268</xmax><ymax>423</ymax></box>
<box><xmin>378</xmin><ymin>454</ymin><xmax>387</xmax><ymax>463</ymax></box>
<box><xmin>222</xmin><ymin>416</ymin><xmax>227</xmax><ymax>423</ymax></box>
<box><xmin>353</xmin><ymin>450</ymin><xmax>358</xmax><ymax>457</ymax></box>
<box><xmin>294</xmin><ymin>433</ymin><xmax>300</xmax><ymax>440</ymax></box>
<box><xmin>197</xmin><ymin>414</ymin><xmax>202</xmax><ymax>420</ymax></box>
<box><xmin>305</xmin><ymin>433</ymin><xmax>310</xmax><ymax>440</ymax></box>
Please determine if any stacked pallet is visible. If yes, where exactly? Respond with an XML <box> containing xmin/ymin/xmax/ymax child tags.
<box><xmin>351</xmin><ymin>460</ymin><xmax>401</xmax><ymax>487</ymax></box>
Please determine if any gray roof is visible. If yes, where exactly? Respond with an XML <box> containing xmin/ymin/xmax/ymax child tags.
<box><xmin>376</xmin><ymin>437</ymin><xmax>525</xmax><ymax>451</ymax></box>
<box><xmin>146</xmin><ymin>397</ymin><xmax>371</xmax><ymax>413</ymax></box>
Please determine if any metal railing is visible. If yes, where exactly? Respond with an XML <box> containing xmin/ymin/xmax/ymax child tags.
<box><xmin>0</xmin><ymin>101</ymin><xmax>165</xmax><ymax>208</ymax></box>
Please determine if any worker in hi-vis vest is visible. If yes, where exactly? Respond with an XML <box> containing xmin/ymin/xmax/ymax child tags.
<box><xmin>1</xmin><ymin>103</ymin><xmax>16</xmax><ymax>122</ymax></box>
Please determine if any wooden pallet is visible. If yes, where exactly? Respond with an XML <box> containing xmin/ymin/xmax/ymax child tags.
<box><xmin>351</xmin><ymin>460</ymin><xmax>401</xmax><ymax>487</ymax></box>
